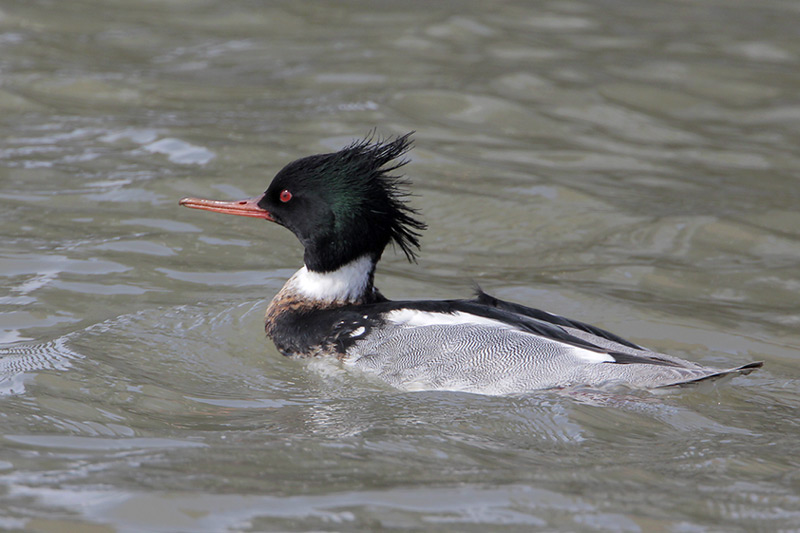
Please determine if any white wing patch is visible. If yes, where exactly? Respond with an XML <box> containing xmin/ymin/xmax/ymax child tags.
<box><xmin>385</xmin><ymin>309</ymin><xmax>514</xmax><ymax>329</ymax></box>
<box><xmin>569</xmin><ymin>346</ymin><xmax>614</xmax><ymax>363</ymax></box>
<box><xmin>384</xmin><ymin>308</ymin><xmax>614</xmax><ymax>364</ymax></box>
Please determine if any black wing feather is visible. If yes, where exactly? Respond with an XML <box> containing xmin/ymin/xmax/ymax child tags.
<box><xmin>474</xmin><ymin>288</ymin><xmax>645</xmax><ymax>350</ymax></box>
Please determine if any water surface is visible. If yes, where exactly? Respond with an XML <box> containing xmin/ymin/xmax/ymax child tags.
<box><xmin>2</xmin><ymin>1</ymin><xmax>799</xmax><ymax>531</ymax></box>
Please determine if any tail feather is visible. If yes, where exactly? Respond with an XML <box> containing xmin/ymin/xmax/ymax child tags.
<box><xmin>661</xmin><ymin>361</ymin><xmax>763</xmax><ymax>388</ymax></box>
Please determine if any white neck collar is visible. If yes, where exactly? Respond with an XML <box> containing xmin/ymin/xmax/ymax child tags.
<box><xmin>287</xmin><ymin>255</ymin><xmax>375</xmax><ymax>303</ymax></box>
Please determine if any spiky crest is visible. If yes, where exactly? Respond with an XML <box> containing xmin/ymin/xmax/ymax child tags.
<box><xmin>326</xmin><ymin>133</ymin><xmax>426</xmax><ymax>262</ymax></box>
<box><xmin>265</xmin><ymin>133</ymin><xmax>426</xmax><ymax>272</ymax></box>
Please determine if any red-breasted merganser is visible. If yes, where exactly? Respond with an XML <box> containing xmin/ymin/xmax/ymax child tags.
<box><xmin>179</xmin><ymin>134</ymin><xmax>762</xmax><ymax>394</ymax></box>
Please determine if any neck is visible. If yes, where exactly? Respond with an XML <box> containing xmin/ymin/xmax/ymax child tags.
<box><xmin>282</xmin><ymin>254</ymin><xmax>376</xmax><ymax>305</ymax></box>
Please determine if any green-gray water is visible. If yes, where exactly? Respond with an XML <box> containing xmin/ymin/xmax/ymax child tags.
<box><xmin>2</xmin><ymin>1</ymin><xmax>799</xmax><ymax>531</ymax></box>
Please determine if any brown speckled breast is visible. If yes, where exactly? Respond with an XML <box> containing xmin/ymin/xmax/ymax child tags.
<box><xmin>263</xmin><ymin>282</ymin><xmax>385</xmax><ymax>358</ymax></box>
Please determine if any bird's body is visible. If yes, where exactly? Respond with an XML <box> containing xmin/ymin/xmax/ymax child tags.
<box><xmin>180</xmin><ymin>134</ymin><xmax>761</xmax><ymax>395</ymax></box>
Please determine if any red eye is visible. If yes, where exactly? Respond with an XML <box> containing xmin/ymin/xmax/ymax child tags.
<box><xmin>279</xmin><ymin>189</ymin><xmax>292</xmax><ymax>203</ymax></box>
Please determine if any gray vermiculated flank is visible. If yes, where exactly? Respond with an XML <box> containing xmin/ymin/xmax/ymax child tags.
<box><xmin>345</xmin><ymin>322</ymin><xmax>737</xmax><ymax>394</ymax></box>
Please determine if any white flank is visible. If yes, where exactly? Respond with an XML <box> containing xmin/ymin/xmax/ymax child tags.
<box><xmin>288</xmin><ymin>255</ymin><xmax>374</xmax><ymax>303</ymax></box>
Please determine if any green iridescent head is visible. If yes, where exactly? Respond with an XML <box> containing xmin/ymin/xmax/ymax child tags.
<box><xmin>260</xmin><ymin>133</ymin><xmax>426</xmax><ymax>272</ymax></box>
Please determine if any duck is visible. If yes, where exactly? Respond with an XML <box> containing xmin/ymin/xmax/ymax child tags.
<box><xmin>179</xmin><ymin>133</ymin><xmax>762</xmax><ymax>395</ymax></box>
